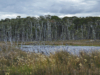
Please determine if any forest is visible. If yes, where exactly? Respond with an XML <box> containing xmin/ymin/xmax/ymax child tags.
<box><xmin>0</xmin><ymin>15</ymin><xmax>100</xmax><ymax>42</ymax></box>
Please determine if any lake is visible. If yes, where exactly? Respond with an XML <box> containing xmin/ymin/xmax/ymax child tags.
<box><xmin>20</xmin><ymin>45</ymin><xmax>100</xmax><ymax>55</ymax></box>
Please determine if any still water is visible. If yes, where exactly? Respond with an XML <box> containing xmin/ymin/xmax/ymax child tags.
<box><xmin>20</xmin><ymin>45</ymin><xmax>100</xmax><ymax>55</ymax></box>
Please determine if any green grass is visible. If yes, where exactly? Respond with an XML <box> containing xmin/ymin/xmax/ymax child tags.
<box><xmin>0</xmin><ymin>44</ymin><xmax>100</xmax><ymax>75</ymax></box>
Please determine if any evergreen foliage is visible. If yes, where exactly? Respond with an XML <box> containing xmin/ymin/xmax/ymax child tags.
<box><xmin>0</xmin><ymin>15</ymin><xmax>100</xmax><ymax>41</ymax></box>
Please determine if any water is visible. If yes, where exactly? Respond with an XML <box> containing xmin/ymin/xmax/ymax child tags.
<box><xmin>20</xmin><ymin>45</ymin><xmax>100</xmax><ymax>55</ymax></box>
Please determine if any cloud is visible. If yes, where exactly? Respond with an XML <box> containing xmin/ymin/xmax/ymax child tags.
<box><xmin>0</xmin><ymin>12</ymin><xmax>28</xmax><ymax>19</ymax></box>
<box><xmin>0</xmin><ymin>0</ymin><xmax>100</xmax><ymax>19</ymax></box>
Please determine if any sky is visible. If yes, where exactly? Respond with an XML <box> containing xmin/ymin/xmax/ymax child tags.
<box><xmin>0</xmin><ymin>0</ymin><xmax>100</xmax><ymax>19</ymax></box>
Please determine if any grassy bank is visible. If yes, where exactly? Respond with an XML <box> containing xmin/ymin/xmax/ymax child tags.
<box><xmin>17</xmin><ymin>40</ymin><xmax>100</xmax><ymax>46</ymax></box>
<box><xmin>0</xmin><ymin>44</ymin><xmax>100</xmax><ymax>75</ymax></box>
<box><xmin>0</xmin><ymin>39</ymin><xmax>100</xmax><ymax>46</ymax></box>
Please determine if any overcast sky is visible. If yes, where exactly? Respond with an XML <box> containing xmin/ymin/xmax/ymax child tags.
<box><xmin>0</xmin><ymin>0</ymin><xmax>100</xmax><ymax>19</ymax></box>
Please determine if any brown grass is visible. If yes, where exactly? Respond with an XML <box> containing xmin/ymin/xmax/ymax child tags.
<box><xmin>0</xmin><ymin>43</ymin><xmax>100</xmax><ymax>75</ymax></box>
<box><xmin>17</xmin><ymin>40</ymin><xmax>100</xmax><ymax>46</ymax></box>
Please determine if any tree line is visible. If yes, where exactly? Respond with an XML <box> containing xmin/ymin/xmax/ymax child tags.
<box><xmin>0</xmin><ymin>15</ymin><xmax>100</xmax><ymax>42</ymax></box>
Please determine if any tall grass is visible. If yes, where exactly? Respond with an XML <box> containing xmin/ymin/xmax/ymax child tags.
<box><xmin>18</xmin><ymin>40</ymin><xmax>100</xmax><ymax>46</ymax></box>
<box><xmin>0</xmin><ymin>44</ymin><xmax>100</xmax><ymax>75</ymax></box>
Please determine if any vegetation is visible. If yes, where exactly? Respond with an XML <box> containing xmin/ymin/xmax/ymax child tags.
<box><xmin>0</xmin><ymin>15</ymin><xmax>100</xmax><ymax>75</ymax></box>
<box><xmin>0</xmin><ymin>44</ymin><xmax>100</xmax><ymax>75</ymax></box>
<box><xmin>0</xmin><ymin>15</ymin><xmax>100</xmax><ymax>42</ymax></box>
<box><xmin>19</xmin><ymin>40</ymin><xmax>100</xmax><ymax>46</ymax></box>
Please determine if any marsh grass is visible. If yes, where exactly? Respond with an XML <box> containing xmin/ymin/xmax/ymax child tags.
<box><xmin>17</xmin><ymin>40</ymin><xmax>100</xmax><ymax>46</ymax></box>
<box><xmin>0</xmin><ymin>44</ymin><xmax>100</xmax><ymax>75</ymax></box>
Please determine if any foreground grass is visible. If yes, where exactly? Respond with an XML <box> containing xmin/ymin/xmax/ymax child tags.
<box><xmin>0</xmin><ymin>44</ymin><xmax>100</xmax><ymax>75</ymax></box>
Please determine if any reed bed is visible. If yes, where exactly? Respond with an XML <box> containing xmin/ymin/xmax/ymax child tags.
<box><xmin>0</xmin><ymin>44</ymin><xmax>100</xmax><ymax>75</ymax></box>
<box><xmin>18</xmin><ymin>40</ymin><xmax>100</xmax><ymax>46</ymax></box>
